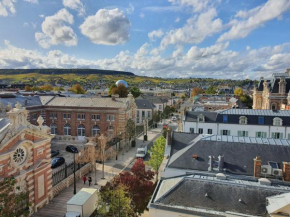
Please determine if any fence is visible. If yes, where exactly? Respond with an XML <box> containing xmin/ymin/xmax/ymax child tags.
<box><xmin>52</xmin><ymin>162</ymin><xmax>86</xmax><ymax>186</ymax></box>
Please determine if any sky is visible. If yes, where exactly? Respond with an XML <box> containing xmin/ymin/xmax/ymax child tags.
<box><xmin>1</xmin><ymin>0</ymin><xmax>290</xmax><ymax>79</ymax></box>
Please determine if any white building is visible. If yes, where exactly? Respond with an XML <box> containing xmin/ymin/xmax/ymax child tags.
<box><xmin>183</xmin><ymin>109</ymin><xmax>290</xmax><ymax>139</ymax></box>
<box><xmin>135</xmin><ymin>99</ymin><xmax>155</xmax><ymax>125</ymax></box>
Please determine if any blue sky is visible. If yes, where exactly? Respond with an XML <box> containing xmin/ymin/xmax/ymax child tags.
<box><xmin>1</xmin><ymin>0</ymin><xmax>290</xmax><ymax>79</ymax></box>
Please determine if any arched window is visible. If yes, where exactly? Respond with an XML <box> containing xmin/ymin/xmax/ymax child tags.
<box><xmin>77</xmin><ymin>124</ymin><xmax>85</xmax><ymax>136</ymax></box>
<box><xmin>64</xmin><ymin>123</ymin><xmax>71</xmax><ymax>136</ymax></box>
<box><xmin>92</xmin><ymin>125</ymin><xmax>100</xmax><ymax>136</ymax></box>
<box><xmin>50</xmin><ymin>123</ymin><xmax>57</xmax><ymax>135</ymax></box>
<box><xmin>239</xmin><ymin>116</ymin><xmax>248</xmax><ymax>124</ymax></box>
<box><xmin>273</xmin><ymin>117</ymin><xmax>283</xmax><ymax>126</ymax></box>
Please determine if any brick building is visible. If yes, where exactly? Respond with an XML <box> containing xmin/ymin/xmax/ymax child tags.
<box><xmin>0</xmin><ymin>103</ymin><xmax>53</xmax><ymax>214</ymax></box>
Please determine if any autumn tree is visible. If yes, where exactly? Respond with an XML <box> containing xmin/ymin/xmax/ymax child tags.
<box><xmin>126</xmin><ymin>119</ymin><xmax>136</xmax><ymax>148</ymax></box>
<box><xmin>109</xmin><ymin>84</ymin><xmax>117</xmax><ymax>96</ymax></box>
<box><xmin>0</xmin><ymin>177</ymin><xmax>30</xmax><ymax>217</ymax></box>
<box><xmin>24</xmin><ymin>85</ymin><xmax>31</xmax><ymax>91</ymax></box>
<box><xmin>114</xmin><ymin>159</ymin><xmax>155</xmax><ymax>214</ymax></box>
<box><xmin>234</xmin><ymin>87</ymin><xmax>243</xmax><ymax>97</ymax></box>
<box><xmin>130</xmin><ymin>87</ymin><xmax>141</xmax><ymax>98</ymax></box>
<box><xmin>70</xmin><ymin>84</ymin><xmax>85</xmax><ymax>94</ymax></box>
<box><xmin>98</xmin><ymin>184</ymin><xmax>136</xmax><ymax>217</ymax></box>
<box><xmin>53</xmin><ymin>86</ymin><xmax>64</xmax><ymax>91</ymax></box>
<box><xmin>147</xmin><ymin>136</ymin><xmax>166</xmax><ymax>181</ymax></box>
<box><xmin>39</xmin><ymin>84</ymin><xmax>53</xmax><ymax>91</ymax></box>
<box><xmin>112</xmin><ymin>84</ymin><xmax>129</xmax><ymax>98</ymax></box>
<box><xmin>191</xmin><ymin>87</ymin><xmax>204</xmax><ymax>97</ymax></box>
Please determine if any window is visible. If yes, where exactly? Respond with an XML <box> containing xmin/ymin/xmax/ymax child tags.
<box><xmin>190</xmin><ymin>128</ymin><xmax>194</xmax><ymax>133</ymax></box>
<box><xmin>63</xmin><ymin>113</ymin><xmax>71</xmax><ymax>119</ymax></box>
<box><xmin>147</xmin><ymin>111</ymin><xmax>151</xmax><ymax>118</ymax></box>
<box><xmin>208</xmin><ymin>129</ymin><xmax>213</xmax><ymax>134</ymax></box>
<box><xmin>256</xmin><ymin>132</ymin><xmax>267</xmax><ymax>138</ymax></box>
<box><xmin>258</xmin><ymin>116</ymin><xmax>264</xmax><ymax>125</ymax></box>
<box><xmin>273</xmin><ymin>117</ymin><xmax>282</xmax><ymax>126</ymax></box>
<box><xmin>77</xmin><ymin>114</ymin><xmax>85</xmax><ymax>120</ymax></box>
<box><xmin>158</xmin><ymin>105</ymin><xmax>162</xmax><ymax>110</ymax></box>
<box><xmin>32</xmin><ymin>113</ymin><xmax>37</xmax><ymax>120</ymax></box>
<box><xmin>221</xmin><ymin>130</ymin><xmax>230</xmax><ymax>136</ymax></box>
<box><xmin>223</xmin><ymin>115</ymin><xmax>228</xmax><ymax>123</ymax></box>
<box><xmin>50</xmin><ymin>123</ymin><xmax>57</xmax><ymax>134</ymax></box>
<box><xmin>49</xmin><ymin>112</ymin><xmax>57</xmax><ymax>119</ymax></box>
<box><xmin>77</xmin><ymin>124</ymin><xmax>85</xmax><ymax>136</ymax></box>
<box><xmin>92</xmin><ymin>114</ymin><xmax>100</xmax><ymax>121</ymax></box>
<box><xmin>92</xmin><ymin>125</ymin><xmax>100</xmax><ymax>136</ymax></box>
<box><xmin>239</xmin><ymin>116</ymin><xmax>247</xmax><ymax>124</ymax></box>
<box><xmin>64</xmin><ymin>123</ymin><xmax>71</xmax><ymax>136</ymax></box>
<box><xmin>272</xmin><ymin>132</ymin><xmax>283</xmax><ymax>139</ymax></box>
<box><xmin>111</xmin><ymin>115</ymin><xmax>115</xmax><ymax>121</ymax></box>
<box><xmin>271</xmin><ymin>103</ymin><xmax>277</xmax><ymax>110</ymax></box>
<box><xmin>198</xmin><ymin>128</ymin><xmax>203</xmax><ymax>134</ymax></box>
<box><xmin>238</xmin><ymin>131</ymin><xmax>248</xmax><ymax>137</ymax></box>
<box><xmin>142</xmin><ymin>111</ymin><xmax>145</xmax><ymax>117</ymax></box>
<box><xmin>197</xmin><ymin>114</ymin><xmax>205</xmax><ymax>122</ymax></box>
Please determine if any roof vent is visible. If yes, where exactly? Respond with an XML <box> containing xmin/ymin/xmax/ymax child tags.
<box><xmin>205</xmin><ymin>193</ymin><xmax>209</xmax><ymax>198</ymax></box>
<box><xmin>216</xmin><ymin>173</ymin><xmax>227</xmax><ymax>180</ymax></box>
<box><xmin>258</xmin><ymin>178</ymin><xmax>271</xmax><ymax>186</ymax></box>
<box><xmin>238</xmin><ymin>199</ymin><xmax>243</xmax><ymax>203</ymax></box>
<box><xmin>192</xmin><ymin>154</ymin><xmax>198</xmax><ymax>159</ymax></box>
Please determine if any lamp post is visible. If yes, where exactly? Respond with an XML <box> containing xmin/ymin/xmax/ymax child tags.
<box><xmin>73</xmin><ymin>152</ymin><xmax>76</xmax><ymax>194</ymax></box>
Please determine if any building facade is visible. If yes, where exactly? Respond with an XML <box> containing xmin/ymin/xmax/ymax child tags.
<box><xmin>183</xmin><ymin>109</ymin><xmax>290</xmax><ymax>139</ymax></box>
<box><xmin>0</xmin><ymin>103</ymin><xmax>53</xmax><ymax>214</ymax></box>
<box><xmin>135</xmin><ymin>99</ymin><xmax>155</xmax><ymax>125</ymax></box>
<box><xmin>253</xmin><ymin>68</ymin><xmax>290</xmax><ymax>110</ymax></box>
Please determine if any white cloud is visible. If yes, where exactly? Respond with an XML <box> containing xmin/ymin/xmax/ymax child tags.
<box><xmin>35</xmin><ymin>9</ymin><xmax>77</xmax><ymax>49</ymax></box>
<box><xmin>175</xmin><ymin>17</ymin><xmax>180</xmax><ymax>23</ymax></box>
<box><xmin>39</xmin><ymin>14</ymin><xmax>44</xmax><ymax>18</ymax></box>
<box><xmin>218</xmin><ymin>0</ymin><xmax>290</xmax><ymax>42</ymax></box>
<box><xmin>63</xmin><ymin>0</ymin><xmax>85</xmax><ymax>16</ymax></box>
<box><xmin>23</xmin><ymin>22</ymin><xmax>29</xmax><ymax>27</ymax></box>
<box><xmin>148</xmin><ymin>29</ymin><xmax>164</xmax><ymax>41</ymax></box>
<box><xmin>23</xmin><ymin>0</ymin><xmax>38</xmax><ymax>4</ymax></box>
<box><xmin>139</xmin><ymin>12</ymin><xmax>145</xmax><ymax>18</ymax></box>
<box><xmin>160</xmin><ymin>8</ymin><xmax>222</xmax><ymax>48</ymax></box>
<box><xmin>168</xmin><ymin>0</ymin><xmax>212</xmax><ymax>12</ymax></box>
<box><xmin>126</xmin><ymin>3</ymin><xmax>134</xmax><ymax>14</ymax></box>
<box><xmin>31</xmin><ymin>22</ymin><xmax>37</xmax><ymax>28</ymax></box>
<box><xmin>79</xmin><ymin>8</ymin><xmax>131</xmax><ymax>45</ymax></box>
<box><xmin>0</xmin><ymin>0</ymin><xmax>16</xmax><ymax>17</ymax></box>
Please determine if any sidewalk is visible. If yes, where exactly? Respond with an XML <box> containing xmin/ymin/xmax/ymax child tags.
<box><xmin>32</xmin><ymin>126</ymin><xmax>162</xmax><ymax>217</ymax></box>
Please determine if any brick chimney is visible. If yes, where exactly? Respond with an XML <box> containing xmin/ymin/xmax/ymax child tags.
<box><xmin>166</xmin><ymin>128</ymin><xmax>172</xmax><ymax>146</ymax></box>
<box><xmin>254</xmin><ymin>156</ymin><xmax>261</xmax><ymax>178</ymax></box>
<box><xmin>283</xmin><ymin>162</ymin><xmax>290</xmax><ymax>182</ymax></box>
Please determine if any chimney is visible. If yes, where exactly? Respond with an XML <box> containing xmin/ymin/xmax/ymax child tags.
<box><xmin>112</xmin><ymin>95</ymin><xmax>115</xmax><ymax>101</ymax></box>
<box><xmin>254</xmin><ymin>156</ymin><xmax>262</xmax><ymax>178</ymax></box>
<box><xmin>24</xmin><ymin>100</ymin><xmax>28</xmax><ymax>107</ymax></box>
<box><xmin>166</xmin><ymin>128</ymin><xmax>172</xmax><ymax>146</ymax></box>
<box><xmin>286</xmin><ymin>68</ymin><xmax>290</xmax><ymax>77</ymax></box>
<box><xmin>218</xmin><ymin>155</ymin><xmax>224</xmax><ymax>172</ymax></box>
<box><xmin>283</xmin><ymin>162</ymin><xmax>290</xmax><ymax>182</ymax></box>
<box><xmin>208</xmin><ymin>156</ymin><xmax>213</xmax><ymax>171</ymax></box>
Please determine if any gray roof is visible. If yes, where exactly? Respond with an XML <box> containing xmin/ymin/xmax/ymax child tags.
<box><xmin>171</xmin><ymin>132</ymin><xmax>199</xmax><ymax>155</ymax></box>
<box><xmin>152</xmin><ymin>175</ymin><xmax>289</xmax><ymax>216</ymax></box>
<box><xmin>219</xmin><ymin>108</ymin><xmax>290</xmax><ymax>117</ymax></box>
<box><xmin>135</xmin><ymin>99</ymin><xmax>155</xmax><ymax>109</ymax></box>
<box><xmin>0</xmin><ymin>118</ymin><xmax>10</xmax><ymax>131</ymax></box>
<box><xmin>185</xmin><ymin>111</ymin><xmax>218</xmax><ymax>122</ymax></box>
<box><xmin>168</xmin><ymin>133</ymin><xmax>290</xmax><ymax>176</ymax></box>
<box><xmin>0</xmin><ymin>95</ymin><xmax>44</xmax><ymax>107</ymax></box>
<box><xmin>47</xmin><ymin>97</ymin><xmax>128</xmax><ymax>108</ymax></box>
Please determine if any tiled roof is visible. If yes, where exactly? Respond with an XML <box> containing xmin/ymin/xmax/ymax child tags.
<box><xmin>46</xmin><ymin>97</ymin><xmax>128</xmax><ymax>108</ymax></box>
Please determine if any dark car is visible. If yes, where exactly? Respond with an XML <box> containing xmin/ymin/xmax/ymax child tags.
<box><xmin>51</xmin><ymin>157</ymin><xmax>65</xmax><ymax>168</ymax></box>
<box><xmin>51</xmin><ymin>150</ymin><xmax>59</xmax><ymax>158</ymax></box>
<box><xmin>66</xmin><ymin>145</ymin><xmax>79</xmax><ymax>153</ymax></box>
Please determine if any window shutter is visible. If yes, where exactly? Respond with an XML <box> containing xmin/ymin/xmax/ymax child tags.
<box><xmin>228</xmin><ymin>130</ymin><xmax>231</xmax><ymax>136</ymax></box>
<box><xmin>263</xmin><ymin>132</ymin><xmax>267</xmax><ymax>138</ymax></box>
<box><xmin>281</xmin><ymin>133</ymin><xmax>284</xmax><ymax>139</ymax></box>
<box><xmin>245</xmin><ymin>131</ymin><xmax>248</xmax><ymax>137</ymax></box>
<box><xmin>288</xmin><ymin>134</ymin><xmax>290</xmax><ymax>140</ymax></box>
<box><xmin>271</xmin><ymin>132</ymin><xmax>275</xmax><ymax>138</ymax></box>
<box><xmin>255</xmin><ymin>132</ymin><xmax>258</xmax><ymax>137</ymax></box>
<box><xmin>220</xmin><ymin>130</ymin><xmax>223</xmax><ymax>135</ymax></box>
<box><xmin>238</xmin><ymin>131</ymin><xmax>241</xmax><ymax>137</ymax></box>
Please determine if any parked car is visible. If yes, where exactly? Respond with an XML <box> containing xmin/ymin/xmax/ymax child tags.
<box><xmin>66</xmin><ymin>145</ymin><xmax>79</xmax><ymax>153</ymax></box>
<box><xmin>171</xmin><ymin>116</ymin><xmax>177</xmax><ymax>121</ymax></box>
<box><xmin>51</xmin><ymin>157</ymin><xmax>65</xmax><ymax>168</ymax></box>
<box><xmin>51</xmin><ymin>150</ymin><xmax>59</xmax><ymax>158</ymax></box>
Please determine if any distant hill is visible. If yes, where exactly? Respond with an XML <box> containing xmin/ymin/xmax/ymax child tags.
<box><xmin>0</xmin><ymin>69</ymin><xmax>135</xmax><ymax>76</ymax></box>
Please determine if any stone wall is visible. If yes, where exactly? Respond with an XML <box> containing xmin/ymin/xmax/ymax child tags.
<box><xmin>52</xmin><ymin>163</ymin><xmax>92</xmax><ymax>197</ymax></box>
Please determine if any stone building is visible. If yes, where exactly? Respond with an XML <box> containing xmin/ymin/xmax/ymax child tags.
<box><xmin>0</xmin><ymin>103</ymin><xmax>53</xmax><ymax>214</ymax></box>
<box><xmin>253</xmin><ymin>68</ymin><xmax>290</xmax><ymax>110</ymax></box>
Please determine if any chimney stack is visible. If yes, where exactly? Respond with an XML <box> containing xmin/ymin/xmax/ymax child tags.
<box><xmin>283</xmin><ymin>162</ymin><xmax>290</xmax><ymax>182</ymax></box>
<box><xmin>166</xmin><ymin>128</ymin><xmax>172</xmax><ymax>146</ymax></box>
<box><xmin>254</xmin><ymin>156</ymin><xmax>261</xmax><ymax>178</ymax></box>
<box><xmin>218</xmin><ymin>155</ymin><xmax>224</xmax><ymax>172</ymax></box>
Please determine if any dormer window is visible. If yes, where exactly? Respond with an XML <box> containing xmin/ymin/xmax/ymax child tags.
<box><xmin>197</xmin><ymin>114</ymin><xmax>205</xmax><ymax>122</ymax></box>
<box><xmin>239</xmin><ymin>116</ymin><xmax>247</xmax><ymax>124</ymax></box>
<box><xmin>273</xmin><ymin>117</ymin><xmax>283</xmax><ymax>126</ymax></box>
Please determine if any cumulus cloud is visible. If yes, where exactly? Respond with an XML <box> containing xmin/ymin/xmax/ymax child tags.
<box><xmin>148</xmin><ymin>29</ymin><xmax>164</xmax><ymax>41</ymax></box>
<box><xmin>168</xmin><ymin>0</ymin><xmax>213</xmax><ymax>12</ymax></box>
<box><xmin>160</xmin><ymin>8</ymin><xmax>222</xmax><ymax>48</ymax></box>
<box><xmin>0</xmin><ymin>0</ymin><xmax>16</xmax><ymax>17</ymax></box>
<box><xmin>35</xmin><ymin>9</ymin><xmax>77</xmax><ymax>49</ymax></box>
<box><xmin>24</xmin><ymin>0</ymin><xmax>38</xmax><ymax>4</ymax></box>
<box><xmin>126</xmin><ymin>3</ymin><xmax>134</xmax><ymax>14</ymax></box>
<box><xmin>79</xmin><ymin>8</ymin><xmax>131</xmax><ymax>45</ymax></box>
<box><xmin>63</xmin><ymin>0</ymin><xmax>85</xmax><ymax>16</ymax></box>
<box><xmin>218</xmin><ymin>0</ymin><xmax>290</xmax><ymax>42</ymax></box>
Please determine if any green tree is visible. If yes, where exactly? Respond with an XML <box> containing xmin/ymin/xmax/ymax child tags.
<box><xmin>70</xmin><ymin>84</ymin><xmax>85</xmax><ymax>94</ymax></box>
<box><xmin>240</xmin><ymin>94</ymin><xmax>253</xmax><ymax>108</ymax></box>
<box><xmin>205</xmin><ymin>86</ymin><xmax>217</xmax><ymax>94</ymax></box>
<box><xmin>162</xmin><ymin>105</ymin><xmax>172</xmax><ymax>118</ymax></box>
<box><xmin>130</xmin><ymin>87</ymin><xmax>141</xmax><ymax>98</ymax></box>
<box><xmin>152</xmin><ymin>111</ymin><xmax>161</xmax><ymax>124</ymax></box>
<box><xmin>98</xmin><ymin>184</ymin><xmax>136</xmax><ymax>217</ymax></box>
<box><xmin>147</xmin><ymin>136</ymin><xmax>166</xmax><ymax>181</ymax></box>
<box><xmin>109</xmin><ymin>84</ymin><xmax>117</xmax><ymax>96</ymax></box>
<box><xmin>126</xmin><ymin>119</ymin><xmax>136</xmax><ymax>147</ymax></box>
<box><xmin>0</xmin><ymin>177</ymin><xmax>30</xmax><ymax>217</ymax></box>
<box><xmin>234</xmin><ymin>87</ymin><xmax>243</xmax><ymax>97</ymax></box>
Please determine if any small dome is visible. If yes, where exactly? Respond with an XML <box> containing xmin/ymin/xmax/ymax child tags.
<box><xmin>116</xmin><ymin>80</ymin><xmax>128</xmax><ymax>88</ymax></box>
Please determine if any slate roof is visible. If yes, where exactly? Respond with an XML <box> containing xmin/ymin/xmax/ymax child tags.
<box><xmin>257</xmin><ymin>77</ymin><xmax>290</xmax><ymax>93</ymax></box>
<box><xmin>151</xmin><ymin>175</ymin><xmax>288</xmax><ymax>216</ymax></box>
<box><xmin>135</xmin><ymin>99</ymin><xmax>155</xmax><ymax>109</ymax></box>
<box><xmin>171</xmin><ymin>132</ymin><xmax>199</xmax><ymax>155</ymax></box>
<box><xmin>185</xmin><ymin>111</ymin><xmax>218</xmax><ymax>122</ymax></box>
<box><xmin>47</xmin><ymin>97</ymin><xmax>128</xmax><ymax>108</ymax></box>
<box><xmin>0</xmin><ymin>118</ymin><xmax>10</xmax><ymax>131</ymax></box>
<box><xmin>138</xmin><ymin>95</ymin><xmax>168</xmax><ymax>104</ymax></box>
<box><xmin>0</xmin><ymin>95</ymin><xmax>44</xmax><ymax>107</ymax></box>
<box><xmin>168</xmin><ymin>135</ymin><xmax>290</xmax><ymax>176</ymax></box>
